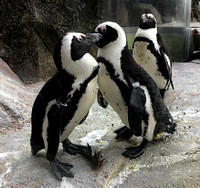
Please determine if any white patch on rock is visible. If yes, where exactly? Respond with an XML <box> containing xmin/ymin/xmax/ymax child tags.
<box><xmin>0</xmin><ymin>162</ymin><xmax>11</xmax><ymax>187</ymax></box>
<box><xmin>105</xmin><ymin>165</ymin><xmax>133</xmax><ymax>188</ymax></box>
<box><xmin>0</xmin><ymin>151</ymin><xmax>21</xmax><ymax>187</ymax></box>
<box><xmin>79</xmin><ymin>129</ymin><xmax>109</xmax><ymax>149</ymax></box>
<box><xmin>60</xmin><ymin>179</ymin><xmax>74</xmax><ymax>188</ymax></box>
<box><xmin>0</xmin><ymin>151</ymin><xmax>20</xmax><ymax>159</ymax></box>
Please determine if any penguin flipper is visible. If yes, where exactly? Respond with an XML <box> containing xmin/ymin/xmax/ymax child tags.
<box><xmin>50</xmin><ymin>158</ymin><xmax>74</xmax><ymax>180</ymax></box>
<box><xmin>122</xmin><ymin>138</ymin><xmax>148</xmax><ymax>159</ymax></box>
<box><xmin>46</xmin><ymin>102</ymin><xmax>62</xmax><ymax>162</ymax></box>
<box><xmin>62</xmin><ymin>138</ymin><xmax>91</xmax><ymax>155</ymax></box>
<box><xmin>114</xmin><ymin>126</ymin><xmax>133</xmax><ymax>140</ymax></box>
<box><xmin>160</xmin><ymin>47</ymin><xmax>174</xmax><ymax>90</ymax></box>
<box><xmin>97</xmin><ymin>88</ymin><xmax>108</xmax><ymax>108</ymax></box>
<box><xmin>128</xmin><ymin>82</ymin><xmax>146</xmax><ymax>136</ymax></box>
<box><xmin>157</xmin><ymin>33</ymin><xmax>174</xmax><ymax>90</ymax></box>
<box><xmin>63</xmin><ymin>139</ymin><xmax>104</xmax><ymax>169</ymax></box>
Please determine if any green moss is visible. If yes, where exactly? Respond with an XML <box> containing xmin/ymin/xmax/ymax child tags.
<box><xmin>162</xmin><ymin>35</ymin><xmax>185</xmax><ymax>61</ymax></box>
<box><xmin>128</xmin><ymin>165</ymin><xmax>135</xmax><ymax>171</ymax></box>
<box><xmin>127</xmin><ymin>35</ymin><xmax>135</xmax><ymax>50</ymax></box>
<box><xmin>185</xmin><ymin>149</ymin><xmax>200</xmax><ymax>155</ymax></box>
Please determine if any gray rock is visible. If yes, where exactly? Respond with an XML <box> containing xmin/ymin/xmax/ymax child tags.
<box><xmin>0</xmin><ymin>58</ymin><xmax>36</xmax><ymax>130</ymax></box>
<box><xmin>0</xmin><ymin>62</ymin><xmax>200</xmax><ymax>187</ymax></box>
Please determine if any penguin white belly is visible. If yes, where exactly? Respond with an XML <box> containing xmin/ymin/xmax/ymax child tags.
<box><xmin>98</xmin><ymin>64</ymin><xmax>129</xmax><ymax>128</ymax></box>
<box><xmin>60</xmin><ymin>76</ymin><xmax>98</xmax><ymax>142</ymax></box>
<box><xmin>133</xmin><ymin>41</ymin><xmax>166</xmax><ymax>89</ymax></box>
<box><xmin>98</xmin><ymin>63</ymin><xmax>157</xmax><ymax>141</ymax></box>
<box><xmin>42</xmin><ymin>77</ymin><xmax>98</xmax><ymax>150</ymax></box>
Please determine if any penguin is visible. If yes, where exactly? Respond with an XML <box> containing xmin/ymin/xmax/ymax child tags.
<box><xmin>132</xmin><ymin>13</ymin><xmax>174</xmax><ymax>98</ymax></box>
<box><xmin>92</xmin><ymin>21</ymin><xmax>176</xmax><ymax>159</ymax></box>
<box><xmin>30</xmin><ymin>32</ymin><xmax>102</xmax><ymax>180</ymax></box>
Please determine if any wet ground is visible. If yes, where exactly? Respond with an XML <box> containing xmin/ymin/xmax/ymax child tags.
<box><xmin>0</xmin><ymin>62</ymin><xmax>200</xmax><ymax>188</ymax></box>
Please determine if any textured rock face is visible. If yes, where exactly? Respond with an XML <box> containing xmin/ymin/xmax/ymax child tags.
<box><xmin>0</xmin><ymin>58</ymin><xmax>35</xmax><ymax>130</ymax></box>
<box><xmin>192</xmin><ymin>0</ymin><xmax>200</xmax><ymax>22</ymax></box>
<box><xmin>0</xmin><ymin>0</ymin><xmax>99</xmax><ymax>83</ymax></box>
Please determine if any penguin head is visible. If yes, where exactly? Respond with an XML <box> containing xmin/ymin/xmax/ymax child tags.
<box><xmin>139</xmin><ymin>13</ymin><xmax>157</xmax><ymax>29</ymax></box>
<box><xmin>53</xmin><ymin>32</ymin><xmax>102</xmax><ymax>71</ymax></box>
<box><xmin>92</xmin><ymin>21</ymin><xmax>126</xmax><ymax>49</ymax></box>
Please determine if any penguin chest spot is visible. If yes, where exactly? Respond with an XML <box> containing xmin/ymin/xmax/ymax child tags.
<box><xmin>98</xmin><ymin>66</ymin><xmax>129</xmax><ymax>127</ymax></box>
<box><xmin>133</xmin><ymin>41</ymin><xmax>166</xmax><ymax>89</ymax></box>
<box><xmin>133</xmin><ymin>41</ymin><xmax>156</xmax><ymax>68</ymax></box>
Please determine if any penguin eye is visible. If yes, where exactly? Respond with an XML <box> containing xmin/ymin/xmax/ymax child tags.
<box><xmin>97</xmin><ymin>27</ymin><xmax>107</xmax><ymax>34</ymax></box>
<box><xmin>78</xmin><ymin>37</ymin><xmax>82</xmax><ymax>42</ymax></box>
<box><xmin>102</xmin><ymin>28</ymin><xmax>107</xmax><ymax>33</ymax></box>
<box><xmin>148</xmin><ymin>15</ymin><xmax>154</xmax><ymax>20</ymax></box>
<box><xmin>97</xmin><ymin>28</ymin><xmax>101</xmax><ymax>32</ymax></box>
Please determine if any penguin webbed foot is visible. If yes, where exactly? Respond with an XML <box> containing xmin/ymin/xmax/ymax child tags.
<box><xmin>50</xmin><ymin>158</ymin><xmax>74</xmax><ymax>180</ymax></box>
<box><xmin>63</xmin><ymin>139</ymin><xmax>104</xmax><ymax>169</ymax></box>
<box><xmin>62</xmin><ymin>138</ymin><xmax>91</xmax><ymax>155</ymax></box>
<box><xmin>114</xmin><ymin>126</ymin><xmax>133</xmax><ymax>140</ymax></box>
<box><xmin>122</xmin><ymin>139</ymin><xmax>148</xmax><ymax>159</ymax></box>
<box><xmin>83</xmin><ymin>148</ymin><xmax>105</xmax><ymax>169</ymax></box>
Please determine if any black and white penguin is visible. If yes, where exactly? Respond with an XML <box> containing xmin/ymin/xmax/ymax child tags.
<box><xmin>30</xmin><ymin>32</ymin><xmax>102</xmax><ymax>180</ymax></box>
<box><xmin>132</xmin><ymin>13</ymin><xmax>174</xmax><ymax>98</ymax></box>
<box><xmin>92</xmin><ymin>21</ymin><xmax>176</xmax><ymax>159</ymax></box>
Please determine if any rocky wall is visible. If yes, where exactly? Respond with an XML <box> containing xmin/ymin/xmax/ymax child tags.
<box><xmin>0</xmin><ymin>0</ymin><xmax>99</xmax><ymax>83</ymax></box>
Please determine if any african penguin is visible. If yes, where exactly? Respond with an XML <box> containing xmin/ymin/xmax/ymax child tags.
<box><xmin>132</xmin><ymin>13</ymin><xmax>174</xmax><ymax>98</ymax></box>
<box><xmin>30</xmin><ymin>32</ymin><xmax>102</xmax><ymax>180</ymax></box>
<box><xmin>92</xmin><ymin>21</ymin><xmax>176</xmax><ymax>159</ymax></box>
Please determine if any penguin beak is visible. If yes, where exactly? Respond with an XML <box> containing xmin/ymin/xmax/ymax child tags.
<box><xmin>86</xmin><ymin>33</ymin><xmax>103</xmax><ymax>44</ymax></box>
<box><xmin>139</xmin><ymin>14</ymin><xmax>156</xmax><ymax>29</ymax></box>
<box><xmin>140</xmin><ymin>14</ymin><xmax>149</xmax><ymax>23</ymax></box>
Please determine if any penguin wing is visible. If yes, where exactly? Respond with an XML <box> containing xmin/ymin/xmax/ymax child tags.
<box><xmin>125</xmin><ymin>74</ymin><xmax>146</xmax><ymax>136</ymax></box>
<box><xmin>46</xmin><ymin>102</ymin><xmax>62</xmax><ymax>154</ymax></box>
<box><xmin>157</xmin><ymin>33</ymin><xmax>174</xmax><ymax>89</ymax></box>
<box><xmin>128</xmin><ymin>85</ymin><xmax>146</xmax><ymax>136</ymax></box>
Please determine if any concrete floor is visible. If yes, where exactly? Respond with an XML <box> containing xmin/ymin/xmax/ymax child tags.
<box><xmin>0</xmin><ymin>62</ymin><xmax>200</xmax><ymax>188</ymax></box>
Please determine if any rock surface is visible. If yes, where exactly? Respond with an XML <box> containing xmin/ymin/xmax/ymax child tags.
<box><xmin>0</xmin><ymin>58</ymin><xmax>36</xmax><ymax>131</ymax></box>
<box><xmin>0</xmin><ymin>62</ymin><xmax>200</xmax><ymax>187</ymax></box>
